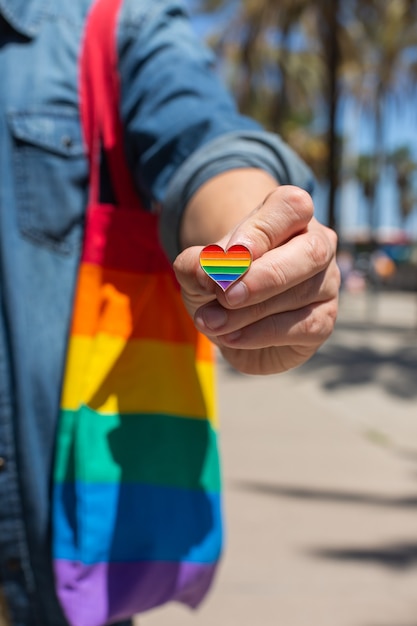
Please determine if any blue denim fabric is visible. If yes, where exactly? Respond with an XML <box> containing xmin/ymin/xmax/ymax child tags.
<box><xmin>0</xmin><ymin>1</ymin><xmax>312</xmax><ymax>624</ymax></box>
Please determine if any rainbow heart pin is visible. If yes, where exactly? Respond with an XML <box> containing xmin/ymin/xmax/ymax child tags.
<box><xmin>199</xmin><ymin>244</ymin><xmax>252</xmax><ymax>291</ymax></box>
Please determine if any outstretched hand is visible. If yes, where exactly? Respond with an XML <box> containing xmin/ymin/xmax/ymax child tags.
<box><xmin>174</xmin><ymin>185</ymin><xmax>340</xmax><ymax>375</ymax></box>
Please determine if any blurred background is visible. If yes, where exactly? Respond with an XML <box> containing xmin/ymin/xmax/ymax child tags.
<box><xmin>189</xmin><ymin>0</ymin><xmax>417</xmax><ymax>294</ymax></box>
<box><xmin>142</xmin><ymin>2</ymin><xmax>417</xmax><ymax>625</ymax></box>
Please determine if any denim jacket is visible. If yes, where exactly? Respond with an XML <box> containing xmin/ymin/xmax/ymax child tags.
<box><xmin>0</xmin><ymin>1</ymin><xmax>312</xmax><ymax>624</ymax></box>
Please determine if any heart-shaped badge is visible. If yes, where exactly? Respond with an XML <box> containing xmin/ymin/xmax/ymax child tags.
<box><xmin>199</xmin><ymin>244</ymin><xmax>252</xmax><ymax>291</ymax></box>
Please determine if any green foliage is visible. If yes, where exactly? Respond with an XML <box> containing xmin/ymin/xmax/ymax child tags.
<box><xmin>194</xmin><ymin>0</ymin><xmax>417</xmax><ymax>235</ymax></box>
<box><xmin>388</xmin><ymin>147</ymin><xmax>417</xmax><ymax>220</ymax></box>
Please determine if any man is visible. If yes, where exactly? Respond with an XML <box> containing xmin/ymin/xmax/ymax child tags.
<box><xmin>0</xmin><ymin>1</ymin><xmax>339</xmax><ymax>624</ymax></box>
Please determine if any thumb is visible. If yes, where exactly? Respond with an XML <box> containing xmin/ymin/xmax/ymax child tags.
<box><xmin>223</xmin><ymin>185</ymin><xmax>314</xmax><ymax>260</ymax></box>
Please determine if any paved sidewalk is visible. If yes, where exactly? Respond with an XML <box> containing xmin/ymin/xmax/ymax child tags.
<box><xmin>141</xmin><ymin>290</ymin><xmax>417</xmax><ymax>626</ymax></box>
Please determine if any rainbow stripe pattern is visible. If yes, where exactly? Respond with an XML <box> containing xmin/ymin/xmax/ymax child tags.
<box><xmin>51</xmin><ymin>1</ymin><xmax>222</xmax><ymax>623</ymax></box>
<box><xmin>200</xmin><ymin>244</ymin><xmax>252</xmax><ymax>290</ymax></box>
<box><xmin>52</xmin><ymin>208</ymin><xmax>222</xmax><ymax>626</ymax></box>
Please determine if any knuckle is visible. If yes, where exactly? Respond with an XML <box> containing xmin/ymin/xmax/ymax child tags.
<box><xmin>252</xmin><ymin>219</ymin><xmax>277</xmax><ymax>252</ymax></box>
<box><xmin>253</xmin><ymin>297</ymin><xmax>270</xmax><ymax>320</ymax></box>
<box><xmin>280</xmin><ymin>186</ymin><xmax>314</xmax><ymax>222</ymax></box>
<box><xmin>173</xmin><ymin>249</ymin><xmax>187</xmax><ymax>276</ymax></box>
<box><xmin>271</xmin><ymin>312</ymin><xmax>285</xmax><ymax>340</ymax></box>
<box><xmin>322</xmin><ymin>299</ymin><xmax>339</xmax><ymax>332</ymax></box>
<box><xmin>333</xmin><ymin>263</ymin><xmax>342</xmax><ymax>292</ymax></box>
<box><xmin>294</xmin><ymin>278</ymin><xmax>316</xmax><ymax>308</ymax></box>
<box><xmin>245</xmin><ymin>187</ymin><xmax>315</xmax><ymax>254</ymax></box>
<box><xmin>305</xmin><ymin>232</ymin><xmax>332</xmax><ymax>270</ymax></box>
<box><xmin>300</xmin><ymin>304</ymin><xmax>336</xmax><ymax>342</ymax></box>
<box><xmin>264</xmin><ymin>255</ymin><xmax>289</xmax><ymax>289</ymax></box>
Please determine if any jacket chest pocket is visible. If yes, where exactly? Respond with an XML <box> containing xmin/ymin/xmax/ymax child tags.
<box><xmin>8</xmin><ymin>110</ymin><xmax>89</xmax><ymax>255</ymax></box>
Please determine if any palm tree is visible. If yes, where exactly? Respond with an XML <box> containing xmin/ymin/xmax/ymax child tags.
<box><xmin>345</xmin><ymin>0</ymin><xmax>417</xmax><ymax>239</ymax></box>
<box><xmin>201</xmin><ymin>0</ymin><xmax>322</xmax><ymax>128</ymax></box>
<box><xmin>193</xmin><ymin>0</ymin><xmax>417</xmax><ymax>239</ymax></box>
<box><xmin>354</xmin><ymin>153</ymin><xmax>379</xmax><ymax>236</ymax></box>
<box><xmin>317</xmin><ymin>0</ymin><xmax>341</xmax><ymax>231</ymax></box>
<box><xmin>192</xmin><ymin>0</ymin><xmax>358</xmax><ymax>231</ymax></box>
<box><xmin>388</xmin><ymin>146</ymin><xmax>417</xmax><ymax>228</ymax></box>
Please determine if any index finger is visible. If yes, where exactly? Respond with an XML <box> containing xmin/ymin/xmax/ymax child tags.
<box><xmin>219</xmin><ymin>218</ymin><xmax>338</xmax><ymax>308</ymax></box>
<box><xmin>219</xmin><ymin>185</ymin><xmax>314</xmax><ymax>261</ymax></box>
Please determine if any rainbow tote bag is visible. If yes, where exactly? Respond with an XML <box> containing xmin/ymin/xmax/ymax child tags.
<box><xmin>51</xmin><ymin>1</ymin><xmax>223</xmax><ymax>624</ymax></box>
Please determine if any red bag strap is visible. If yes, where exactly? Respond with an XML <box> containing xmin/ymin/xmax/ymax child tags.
<box><xmin>80</xmin><ymin>0</ymin><xmax>141</xmax><ymax>208</ymax></box>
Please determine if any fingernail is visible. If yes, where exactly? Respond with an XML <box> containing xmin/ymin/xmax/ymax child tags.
<box><xmin>225</xmin><ymin>281</ymin><xmax>247</xmax><ymax>306</ymax></box>
<box><xmin>202</xmin><ymin>305</ymin><xmax>228</xmax><ymax>330</ymax></box>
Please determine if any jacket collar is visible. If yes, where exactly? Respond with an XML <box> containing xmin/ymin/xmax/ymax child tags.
<box><xmin>0</xmin><ymin>0</ymin><xmax>51</xmax><ymax>37</ymax></box>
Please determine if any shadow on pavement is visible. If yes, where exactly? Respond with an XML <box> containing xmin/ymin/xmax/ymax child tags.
<box><xmin>234</xmin><ymin>481</ymin><xmax>417</xmax><ymax>571</ymax></box>
<box><xmin>336</xmin><ymin>320</ymin><xmax>417</xmax><ymax>335</ymax></box>
<box><xmin>233</xmin><ymin>480</ymin><xmax>417</xmax><ymax>510</ymax></box>
<box><xmin>297</xmin><ymin>342</ymin><xmax>417</xmax><ymax>400</ymax></box>
<box><xmin>309</xmin><ymin>541</ymin><xmax>417</xmax><ymax>571</ymax></box>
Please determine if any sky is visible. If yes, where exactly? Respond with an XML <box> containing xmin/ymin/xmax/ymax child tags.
<box><xmin>336</xmin><ymin>97</ymin><xmax>417</xmax><ymax>242</ymax></box>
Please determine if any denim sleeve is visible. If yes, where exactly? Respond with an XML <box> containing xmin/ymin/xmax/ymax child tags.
<box><xmin>117</xmin><ymin>0</ymin><xmax>313</xmax><ymax>260</ymax></box>
<box><xmin>161</xmin><ymin>130</ymin><xmax>314</xmax><ymax>260</ymax></box>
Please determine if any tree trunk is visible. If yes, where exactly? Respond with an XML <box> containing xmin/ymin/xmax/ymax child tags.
<box><xmin>322</xmin><ymin>0</ymin><xmax>340</xmax><ymax>232</ymax></box>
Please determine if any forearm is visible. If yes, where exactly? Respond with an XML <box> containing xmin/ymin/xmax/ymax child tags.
<box><xmin>179</xmin><ymin>168</ymin><xmax>279</xmax><ymax>249</ymax></box>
